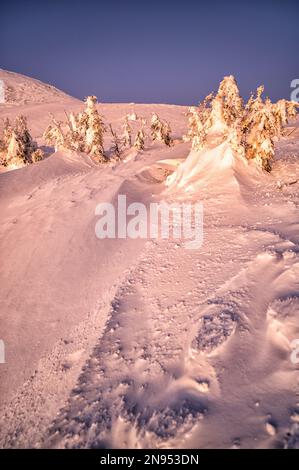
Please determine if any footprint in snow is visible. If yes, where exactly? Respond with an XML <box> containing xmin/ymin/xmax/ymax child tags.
<box><xmin>190</xmin><ymin>306</ymin><xmax>238</xmax><ymax>356</ymax></box>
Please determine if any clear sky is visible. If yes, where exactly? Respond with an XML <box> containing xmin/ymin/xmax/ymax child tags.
<box><xmin>0</xmin><ymin>0</ymin><xmax>298</xmax><ymax>105</ymax></box>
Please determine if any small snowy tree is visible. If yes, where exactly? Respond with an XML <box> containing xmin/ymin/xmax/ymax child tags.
<box><xmin>31</xmin><ymin>149</ymin><xmax>44</xmax><ymax>162</ymax></box>
<box><xmin>134</xmin><ymin>121</ymin><xmax>146</xmax><ymax>150</ymax></box>
<box><xmin>184</xmin><ymin>94</ymin><xmax>213</xmax><ymax>150</ymax></box>
<box><xmin>183</xmin><ymin>107</ymin><xmax>199</xmax><ymax>142</ymax></box>
<box><xmin>122</xmin><ymin>116</ymin><xmax>132</xmax><ymax>147</ymax></box>
<box><xmin>109</xmin><ymin>124</ymin><xmax>123</xmax><ymax>159</ymax></box>
<box><xmin>151</xmin><ymin>113</ymin><xmax>173</xmax><ymax>146</ymax></box>
<box><xmin>15</xmin><ymin>115</ymin><xmax>37</xmax><ymax>162</ymax></box>
<box><xmin>5</xmin><ymin>130</ymin><xmax>26</xmax><ymax>168</ymax></box>
<box><xmin>43</xmin><ymin>116</ymin><xmax>66</xmax><ymax>151</ymax></box>
<box><xmin>150</xmin><ymin>113</ymin><xmax>164</xmax><ymax>141</ymax></box>
<box><xmin>286</xmin><ymin>100</ymin><xmax>299</xmax><ymax>120</ymax></box>
<box><xmin>0</xmin><ymin>119</ymin><xmax>11</xmax><ymax>165</ymax></box>
<box><xmin>1</xmin><ymin>115</ymin><xmax>43</xmax><ymax>169</ymax></box>
<box><xmin>162</xmin><ymin>121</ymin><xmax>173</xmax><ymax>146</ymax></box>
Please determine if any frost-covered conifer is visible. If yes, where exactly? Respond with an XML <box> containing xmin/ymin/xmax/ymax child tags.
<box><xmin>43</xmin><ymin>116</ymin><xmax>66</xmax><ymax>151</ymax></box>
<box><xmin>5</xmin><ymin>130</ymin><xmax>26</xmax><ymax>168</ymax></box>
<box><xmin>150</xmin><ymin>113</ymin><xmax>164</xmax><ymax>141</ymax></box>
<box><xmin>31</xmin><ymin>148</ymin><xmax>44</xmax><ymax>162</ymax></box>
<box><xmin>183</xmin><ymin>107</ymin><xmax>199</xmax><ymax>142</ymax></box>
<box><xmin>245</xmin><ymin>99</ymin><xmax>277</xmax><ymax>171</ymax></box>
<box><xmin>162</xmin><ymin>121</ymin><xmax>173</xmax><ymax>146</ymax></box>
<box><xmin>123</xmin><ymin>116</ymin><xmax>132</xmax><ymax>147</ymax></box>
<box><xmin>184</xmin><ymin>94</ymin><xmax>214</xmax><ymax>150</ymax></box>
<box><xmin>0</xmin><ymin>116</ymin><xmax>43</xmax><ymax>168</ymax></box>
<box><xmin>84</xmin><ymin>95</ymin><xmax>106</xmax><ymax>162</ymax></box>
<box><xmin>134</xmin><ymin>122</ymin><xmax>146</xmax><ymax>150</ymax></box>
<box><xmin>151</xmin><ymin>113</ymin><xmax>173</xmax><ymax>146</ymax></box>
<box><xmin>216</xmin><ymin>75</ymin><xmax>243</xmax><ymax>126</ymax></box>
<box><xmin>109</xmin><ymin>124</ymin><xmax>122</xmax><ymax>159</ymax></box>
<box><xmin>209</xmin><ymin>95</ymin><xmax>228</xmax><ymax>136</ymax></box>
<box><xmin>15</xmin><ymin>116</ymin><xmax>37</xmax><ymax>162</ymax></box>
<box><xmin>286</xmin><ymin>100</ymin><xmax>299</xmax><ymax>120</ymax></box>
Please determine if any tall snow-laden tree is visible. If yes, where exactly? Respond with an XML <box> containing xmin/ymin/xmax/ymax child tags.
<box><xmin>216</xmin><ymin>75</ymin><xmax>244</xmax><ymax>126</ymax></box>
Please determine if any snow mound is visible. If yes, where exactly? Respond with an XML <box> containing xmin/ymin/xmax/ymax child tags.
<box><xmin>166</xmin><ymin>140</ymin><xmax>260</xmax><ymax>195</ymax></box>
<box><xmin>0</xmin><ymin>150</ymin><xmax>94</xmax><ymax>201</ymax></box>
<box><xmin>0</xmin><ymin>69</ymin><xmax>77</xmax><ymax>106</ymax></box>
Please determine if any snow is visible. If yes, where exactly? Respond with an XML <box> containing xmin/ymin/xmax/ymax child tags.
<box><xmin>0</xmin><ymin>69</ymin><xmax>76</xmax><ymax>106</ymax></box>
<box><xmin>0</xmin><ymin>70</ymin><xmax>299</xmax><ymax>449</ymax></box>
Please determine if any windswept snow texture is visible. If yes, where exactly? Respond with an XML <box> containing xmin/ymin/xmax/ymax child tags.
<box><xmin>0</xmin><ymin>72</ymin><xmax>299</xmax><ymax>449</ymax></box>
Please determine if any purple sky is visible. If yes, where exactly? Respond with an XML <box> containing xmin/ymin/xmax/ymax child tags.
<box><xmin>1</xmin><ymin>0</ymin><xmax>298</xmax><ymax>104</ymax></box>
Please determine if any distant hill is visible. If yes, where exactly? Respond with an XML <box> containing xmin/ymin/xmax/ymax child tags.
<box><xmin>0</xmin><ymin>69</ymin><xmax>79</xmax><ymax>106</ymax></box>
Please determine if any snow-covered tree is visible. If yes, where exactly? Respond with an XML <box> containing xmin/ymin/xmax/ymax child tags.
<box><xmin>84</xmin><ymin>95</ymin><xmax>106</xmax><ymax>162</ymax></box>
<box><xmin>15</xmin><ymin>116</ymin><xmax>37</xmax><ymax>161</ymax></box>
<box><xmin>183</xmin><ymin>107</ymin><xmax>199</xmax><ymax>142</ymax></box>
<box><xmin>122</xmin><ymin>116</ymin><xmax>132</xmax><ymax>147</ymax></box>
<box><xmin>109</xmin><ymin>124</ymin><xmax>123</xmax><ymax>159</ymax></box>
<box><xmin>286</xmin><ymin>100</ymin><xmax>299</xmax><ymax>120</ymax></box>
<box><xmin>175</xmin><ymin>76</ymin><xmax>298</xmax><ymax>180</ymax></box>
<box><xmin>150</xmin><ymin>113</ymin><xmax>164</xmax><ymax>141</ymax></box>
<box><xmin>5</xmin><ymin>130</ymin><xmax>25</xmax><ymax>168</ymax></box>
<box><xmin>43</xmin><ymin>116</ymin><xmax>66</xmax><ymax>151</ymax></box>
<box><xmin>31</xmin><ymin>148</ymin><xmax>44</xmax><ymax>163</ymax></box>
<box><xmin>0</xmin><ymin>115</ymin><xmax>43</xmax><ymax>169</ymax></box>
<box><xmin>0</xmin><ymin>119</ymin><xmax>11</xmax><ymax>165</ymax></box>
<box><xmin>245</xmin><ymin>99</ymin><xmax>278</xmax><ymax>171</ymax></box>
<box><xmin>150</xmin><ymin>113</ymin><xmax>173</xmax><ymax>146</ymax></box>
<box><xmin>209</xmin><ymin>94</ymin><xmax>228</xmax><ymax>136</ymax></box>
<box><xmin>216</xmin><ymin>75</ymin><xmax>243</xmax><ymax>126</ymax></box>
<box><xmin>43</xmin><ymin>96</ymin><xmax>107</xmax><ymax>162</ymax></box>
<box><xmin>184</xmin><ymin>94</ymin><xmax>214</xmax><ymax>150</ymax></box>
<box><xmin>162</xmin><ymin>121</ymin><xmax>173</xmax><ymax>146</ymax></box>
<box><xmin>134</xmin><ymin>122</ymin><xmax>146</xmax><ymax>150</ymax></box>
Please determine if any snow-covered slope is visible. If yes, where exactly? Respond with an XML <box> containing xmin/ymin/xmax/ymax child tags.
<box><xmin>0</xmin><ymin>69</ymin><xmax>77</xmax><ymax>106</ymax></box>
<box><xmin>0</xmin><ymin>73</ymin><xmax>298</xmax><ymax>449</ymax></box>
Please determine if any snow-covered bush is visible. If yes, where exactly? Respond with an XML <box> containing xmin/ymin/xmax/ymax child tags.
<box><xmin>0</xmin><ymin>116</ymin><xmax>44</xmax><ymax>169</ymax></box>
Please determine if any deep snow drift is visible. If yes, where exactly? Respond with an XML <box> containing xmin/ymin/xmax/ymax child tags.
<box><xmin>0</xmin><ymin>71</ymin><xmax>299</xmax><ymax>449</ymax></box>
